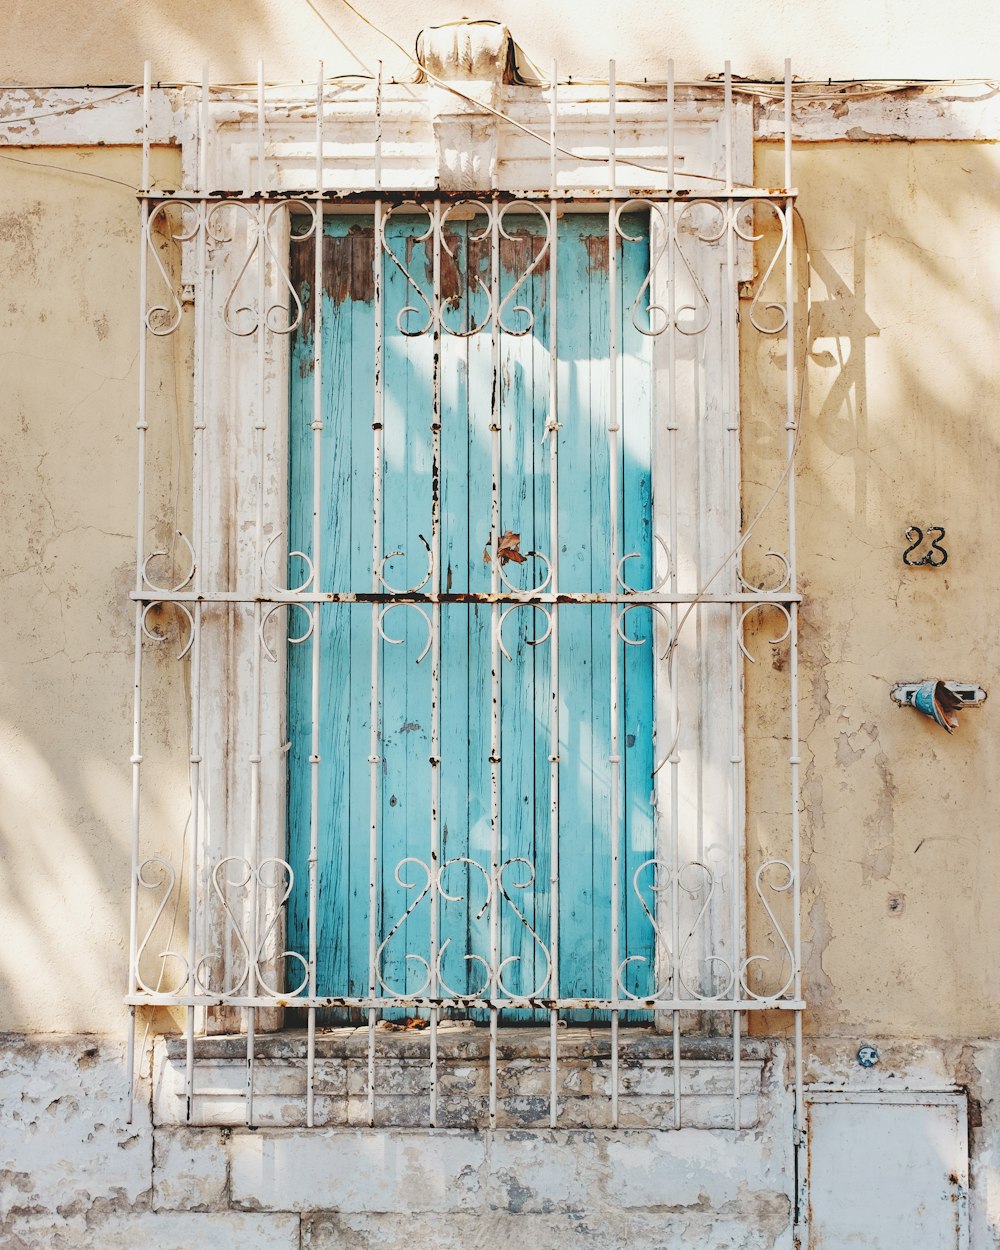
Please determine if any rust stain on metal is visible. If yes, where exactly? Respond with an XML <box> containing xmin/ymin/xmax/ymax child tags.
<box><xmin>439</xmin><ymin>227</ymin><xmax>462</xmax><ymax>307</ymax></box>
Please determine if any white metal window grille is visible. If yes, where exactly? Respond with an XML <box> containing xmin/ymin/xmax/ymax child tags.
<box><xmin>127</xmin><ymin>54</ymin><xmax>803</xmax><ymax>1141</ymax></box>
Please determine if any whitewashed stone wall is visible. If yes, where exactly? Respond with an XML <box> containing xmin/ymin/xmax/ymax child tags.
<box><xmin>1</xmin><ymin>1035</ymin><xmax>796</xmax><ymax>1249</ymax></box>
<box><xmin>9</xmin><ymin>1030</ymin><xmax>1000</xmax><ymax>1245</ymax></box>
<box><xmin>9</xmin><ymin>1034</ymin><xmax>1000</xmax><ymax>1245</ymax></box>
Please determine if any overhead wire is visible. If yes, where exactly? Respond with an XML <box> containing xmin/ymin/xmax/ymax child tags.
<box><xmin>0</xmin><ymin>149</ymin><xmax>138</xmax><ymax>189</ymax></box>
<box><xmin>304</xmin><ymin>0</ymin><xmax>998</xmax><ymax>185</ymax></box>
<box><xmin>0</xmin><ymin>84</ymin><xmax>140</xmax><ymax>126</ymax></box>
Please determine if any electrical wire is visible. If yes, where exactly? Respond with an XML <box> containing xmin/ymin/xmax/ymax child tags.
<box><xmin>0</xmin><ymin>149</ymin><xmax>138</xmax><ymax>189</ymax></box>
<box><xmin>311</xmin><ymin>0</ymin><xmax>760</xmax><ymax>186</ymax></box>
<box><xmin>0</xmin><ymin>85</ymin><xmax>140</xmax><ymax>127</ymax></box>
<box><xmin>308</xmin><ymin>0</ymin><xmax>998</xmax><ymax>186</ymax></box>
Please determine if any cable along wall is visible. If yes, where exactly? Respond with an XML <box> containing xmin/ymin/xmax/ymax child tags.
<box><xmin>127</xmin><ymin>57</ymin><xmax>803</xmax><ymax>1138</ymax></box>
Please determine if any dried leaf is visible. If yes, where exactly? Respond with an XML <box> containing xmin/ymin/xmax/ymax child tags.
<box><xmin>496</xmin><ymin>530</ymin><xmax>527</xmax><ymax>565</ymax></box>
<box><xmin>484</xmin><ymin>530</ymin><xmax>528</xmax><ymax>565</ymax></box>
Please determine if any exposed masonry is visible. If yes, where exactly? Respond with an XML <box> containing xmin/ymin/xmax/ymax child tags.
<box><xmin>2</xmin><ymin>1035</ymin><xmax>795</xmax><ymax>1249</ymax></box>
<box><xmin>8</xmin><ymin>1034</ymin><xmax>1000</xmax><ymax>1246</ymax></box>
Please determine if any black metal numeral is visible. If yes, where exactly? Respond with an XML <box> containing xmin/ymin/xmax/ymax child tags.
<box><xmin>903</xmin><ymin>525</ymin><xmax>948</xmax><ymax>567</ymax></box>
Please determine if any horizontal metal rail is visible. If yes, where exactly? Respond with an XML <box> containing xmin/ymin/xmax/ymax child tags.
<box><xmin>133</xmin><ymin>590</ymin><xmax>802</xmax><ymax>605</ymax></box>
<box><xmin>139</xmin><ymin>187</ymin><xmax>797</xmax><ymax>205</ymax></box>
<box><xmin>128</xmin><ymin>993</ymin><xmax>806</xmax><ymax>1011</ymax></box>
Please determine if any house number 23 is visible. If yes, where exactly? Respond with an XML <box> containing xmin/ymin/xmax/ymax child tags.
<box><xmin>902</xmin><ymin>525</ymin><xmax>948</xmax><ymax>567</ymax></box>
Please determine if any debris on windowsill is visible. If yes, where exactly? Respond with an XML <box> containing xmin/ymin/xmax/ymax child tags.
<box><xmin>377</xmin><ymin>1017</ymin><xmax>430</xmax><ymax>1032</ymax></box>
<box><xmin>890</xmin><ymin>680</ymin><xmax>987</xmax><ymax>733</ymax></box>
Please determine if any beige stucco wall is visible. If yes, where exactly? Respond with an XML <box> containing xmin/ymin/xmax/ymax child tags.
<box><xmin>0</xmin><ymin>0</ymin><xmax>997</xmax><ymax>85</ymax></box>
<box><xmin>1</xmin><ymin>6</ymin><xmax>999</xmax><ymax>1044</ymax></box>
<box><xmin>745</xmin><ymin>140</ymin><xmax>1000</xmax><ymax>1039</ymax></box>
<box><xmin>0</xmin><ymin>147</ymin><xmax>189</xmax><ymax>1032</ymax></box>
<box><xmin>4</xmin><ymin>136</ymin><xmax>998</xmax><ymax>1038</ymax></box>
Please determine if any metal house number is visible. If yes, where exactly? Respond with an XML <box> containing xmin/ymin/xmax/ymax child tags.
<box><xmin>902</xmin><ymin>525</ymin><xmax>948</xmax><ymax>567</ymax></box>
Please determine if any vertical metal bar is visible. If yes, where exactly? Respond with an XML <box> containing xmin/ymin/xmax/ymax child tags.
<box><xmin>245</xmin><ymin>58</ymin><xmax>267</xmax><ymax>1128</ymax></box>
<box><xmin>428</xmin><ymin>198</ymin><xmax>443</xmax><ymax>1129</ymax></box>
<box><xmin>367</xmin><ymin>66</ymin><xmax>386</xmax><ymax>1127</ymax></box>
<box><xmin>607</xmin><ymin>60</ymin><xmax>621</xmax><ymax>1130</ymax></box>
<box><xmin>127</xmin><ymin>59</ymin><xmax>153</xmax><ymax>1125</ymax></box>
<box><xmin>665</xmin><ymin>60</ymin><xmax>675</xmax><ymax>198</ymax></box>
<box><xmin>722</xmin><ymin>61</ymin><xmax>743</xmax><ymax>1131</ymax></box>
<box><xmin>197</xmin><ymin>65</ymin><xmax>208</xmax><ymax>193</ymax></box>
<box><xmin>607</xmin><ymin>59</ymin><xmax>616</xmax><ymax>192</ymax></box>
<box><xmin>784</xmin><ymin>58</ymin><xmax>793</xmax><ymax>195</ymax></box>
<box><xmin>665</xmin><ymin>58</ymin><xmax>683</xmax><ymax>1132</ymax></box>
<box><xmin>794</xmin><ymin>1010</ymin><xmax>806</xmax><ymax>1242</ymax></box>
<box><xmin>784</xmin><ymin>56</ymin><xmax>806</xmax><ymax>1236</ymax></box>
<box><xmin>368</xmin><ymin>181</ymin><xmax>385</xmax><ymax>1126</ymax></box>
<box><xmin>723</xmin><ymin>61</ymin><xmax>734</xmax><ymax>197</ymax></box>
<box><xmin>306</xmin><ymin>58</ymin><xmax>325</xmax><ymax>1132</ymax></box>
<box><xmin>374</xmin><ymin>61</ymin><xmax>383</xmax><ymax>191</ymax></box>
<box><xmin>547</xmin><ymin>63</ymin><xmax>560</xmax><ymax>1127</ymax></box>
<box><xmin>732</xmin><ymin>1012</ymin><xmax>742</xmax><ymax>1130</ymax></box>
<box><xmin>488</xmin><ymin>199</ymin><xmax>501</xmax><ymax>1131</ymax></box>
<box><xmin>549</xmin><ymin>61</ymin><xmax>558</xmax><ymax>198</ymax></box>
<box><xmin>184</xmin><ymin>61</ymin><xmax>211</xmax><ymax>1128</ymax></box>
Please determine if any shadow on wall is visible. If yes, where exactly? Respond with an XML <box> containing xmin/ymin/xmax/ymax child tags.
<box><xmin>744</xmin><ymin>140</ymin><xmax>1000</xmax><ymax>1038</ymax></box>
<box><xmin>0</xmin><ymin>147</ymin><xmax>191</xmax><ymax>1034</ymax></box>
<box><xmin>2</xmin><ymin>0</ymin><xmax>972</xmax><ymax>88</ymax></box>
<box><xmin>2</xmin><ymin>90</ymin><xmax>1000</xmax><ymax>1042</ymax></box>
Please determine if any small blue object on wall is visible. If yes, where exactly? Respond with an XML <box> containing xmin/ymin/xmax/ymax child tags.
<box><xmin>857</xmin><ymin>1044</ymin><xmax>879</xmax><ymax>1068</ymax></box>
<box><xmin>890</xmin><ymin>681</ymin><xmax>987</xmax><ymax>733</ymax></box>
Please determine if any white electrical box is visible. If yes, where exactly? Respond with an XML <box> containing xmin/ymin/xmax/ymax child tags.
<box><xmin>806</xmin><ymin>1091</ymin><xmax>969</xmax><ymax>1249</ymax></box>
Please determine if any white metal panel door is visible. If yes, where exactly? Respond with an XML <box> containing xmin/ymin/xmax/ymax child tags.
<box><xmin>807</xmin><ymin>1091</ymin><xmax>968</xmax><ymax>1250</ymax></box>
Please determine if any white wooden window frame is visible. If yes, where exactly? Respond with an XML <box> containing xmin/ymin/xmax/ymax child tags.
<box><xmin>192</xmin><ymin>77</ymin><xmax>755</xmax><ymax>1022</ymax></box>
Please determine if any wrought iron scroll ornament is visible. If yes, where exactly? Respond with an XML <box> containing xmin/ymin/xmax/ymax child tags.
<box><xmin>214</xmin><ymin>199</ymin><xmax>315</xmax><ymax>337</ymax></box>
<box><xmin>193</xmin><ymin>856</ymin><xmax>308</xmax><ymax>999</ymax></box>
<box><xmin>134</xmin><ymin>854</ymin><xmax>309</xmax><ymax>998</ymax></box>
<box><xmin>375</xmin><ymin>855</ymin><xmax>552</xmax><ymax>1001</ymax></box>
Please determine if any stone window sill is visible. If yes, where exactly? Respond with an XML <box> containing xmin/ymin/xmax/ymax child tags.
<box><xmin>152</xmin><ymin>1027</ymin><xmax>770</xmax><ymax>1130</ymax></box>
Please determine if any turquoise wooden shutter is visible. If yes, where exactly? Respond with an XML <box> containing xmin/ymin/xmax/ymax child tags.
<box><xmin>288</xmin><ymin>209</ymin><xmax>653</xmax><ymax>1021</ymax></box>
